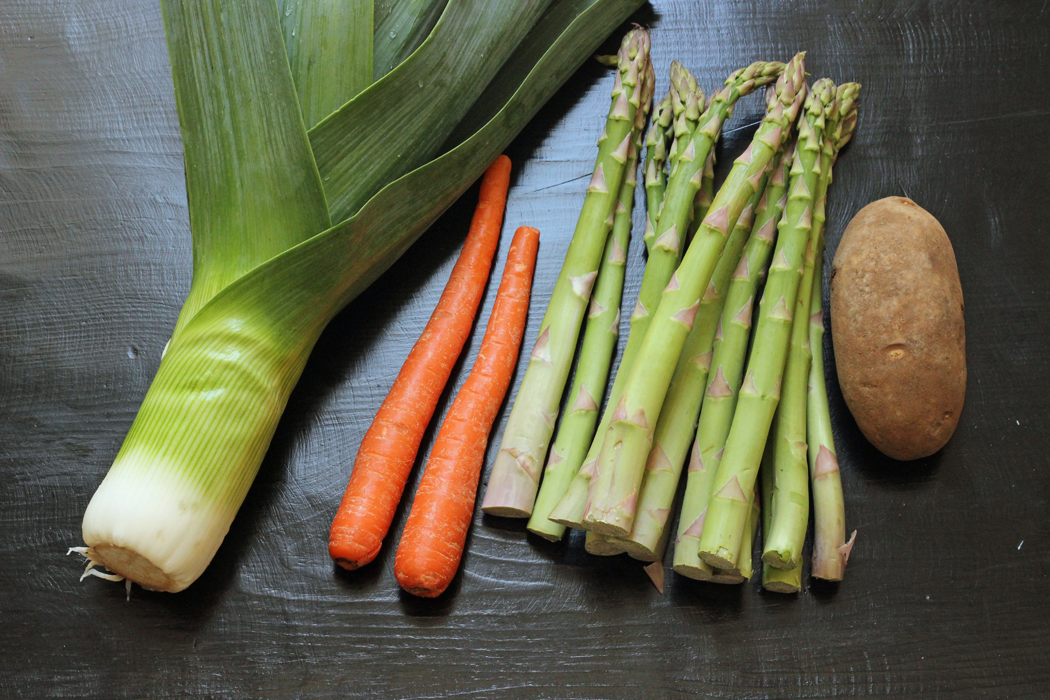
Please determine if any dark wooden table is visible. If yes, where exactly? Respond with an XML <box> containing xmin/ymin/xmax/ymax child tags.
<box><xmin>2</xmin><ymin>1</ymin><xmax>1048</xmax><ymax>697</ymax></box>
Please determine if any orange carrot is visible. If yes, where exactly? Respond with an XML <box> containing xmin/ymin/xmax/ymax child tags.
<box><xmin>329</xmin><ymin>156</ymin><xmax>512</xmax><ymax>570</ymax></box>
<box><xmin>395</xmin><ymin>226</ymin><xmax>539</xmax><ymax>597</ymax></box>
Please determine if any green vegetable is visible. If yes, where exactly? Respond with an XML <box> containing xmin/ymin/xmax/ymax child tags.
<box><xmin>547</xmin><ymin>62</ymin><xmax>705</xmax><ymax>529</ymax></box>
<box><xmin>483</xmin><ymin>28</ymin><xmax>652</xmax><ymax>518</ymax></box>
<box><xmin>712</xmin><ymin>490</ymin><xmax>758</xmax><ymax>584</ymax></box>
<box><xmin>761</xmin><ymin>420</ymin><xmax>802</xmax><ymax>593</ymax></box>
<box><xmin>808</xmin><ymin>256</ymin><xmax>856</xmax><ymax>580</ymax></box>
<box><xmin>761</xmin><ymin>233</ymin><xmax>818</xmax><ymax>569</ymax></box>
<box><xmin>309</xmin><ymin>0</ymin><xmax>560</xmax><ymax>223</ymax></box>
<box><xmin>372</xmin><ymin>0</ymin><xmax>448</xmax><ymax>80</ymax></box>
<box><xmin>809</xmin><ymin>82</ymin><xmax>860</xmax><ymax>581</ymax></box>
<box><xmin>762</xmin><ymin>79</ymin><xmax>837</xmax><ymax>570</ymax></box>
<box><xmin>79</xmin><ymin>0</ymin><xmax>646</xmax><ymax>592</ymax></box>
<box><xmin>549</xmin><ymin>60</ymin><xmax>782</xmax><ymax>530</ymax></box>
<box><xmin>697</xmin><ymin>72</ymin><xmax>828</xmax><ymax>571</ymax></box>
<box><xmin>666</xmin><ymin>61</ymin><xmax>705</xmax><ymax>169</ymax></box>
<box><xmin>687</xmin><ymin>151</ymin><xmax>716</xmax><ymax>243</ymax></box>
<box><xmin>739</xmin><ymin>495</ymin><xmax>759</xmax><ymax>581</ymax></box>
<box><xmin>575</xmin><ymin>85</ymin><xmax>667</xmax><ymax>555</ymax></box>
<box><xmin>643</xmin><ymin>89</ymin><xmax>674</xmax><ymax>250</ymax></box>
<box><xmin>526</xmin><ymin>83</ymin><xmax>650</xmax><ymax>540</ymax></box>
<box><xmin>673</xmin><ymin>140</ymin><xmax>792</xmax><ymax>579</ymax></box>
<box><xmin>582</xmin><ymin>54</ymin><xmax>806</xmax><ymax>538</ymax></box>
<box><xmin>280</xmin><ymin>0</ymin><xmax>374</xmax><ymax>129</ymax></box>
<box><xmin>617</xmin><ymin>147</ymin><xmax>780</xmax><ymax>562</ymax></box>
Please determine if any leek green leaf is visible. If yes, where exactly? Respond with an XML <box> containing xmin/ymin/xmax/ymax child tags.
<box><xmin>309</xmin><ymin>0</ymin><xmax>557</xmax><ymax>223</ymax></box>
<box><xmin>442</xmin><ymin>0</ymin><xmax>618</xmax><ymax>150</ymax></box>
<box><xmin>161</xmin><ymin>0</ymin><xmax>330</xmax><ymax>338</ymax></box>
<box><xmin>372</xmin><ymin>0</ymin><xmax>448</xmax><ymax>81</ymax></box>
<box><xmin>279</xmin><ymin>0</ymin><xmax>374</xmax><ymax>129</ymax></box>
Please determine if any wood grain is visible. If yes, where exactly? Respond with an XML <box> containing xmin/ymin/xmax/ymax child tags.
<box><xmin>1</xmin><ymin>0</ymin><xmax>1049</xmax><ymax>697</ymax></box>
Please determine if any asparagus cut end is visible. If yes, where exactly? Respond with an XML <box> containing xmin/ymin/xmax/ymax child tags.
<box><xmin>482</xmin><ymin>453</ymin><xmax>538</xmax><ymax>516</ymax></box>
<box><xmin>483</xmin><ymin>505</ymin><xmax>533</xmax><ymax>518</ymax></box>
<box><xmin>709</xmin><ymin>571</ymin><xmax>746</xmax><ymax>585</ymax></box>
<box><xmin>762</xmin><ymin>577</ymin><xmax>801</xmax><ymax>594</ymax></box>
<box><xmin>812</xmin><ymin>529</ymin><xmax>857</xmax><ymax>581</ymax></box>
<box><xmin>585</xmin><ymin>531</ymin><xmax>626</xmax><ymax>556</ymax></box>
<box><xmin>761</xmin><ymin>549</ymin><xmax>800</xmax><ymax>570</ymax></box>
<box><xmin>526</xmin><ymin>518</ymin><xmax>566</xmax><ymax>542</ymax></box>
<box><xmin>699</xmin><ymin>548</ymin><xmax>736</xmax><ymax>571</ymax></box>
<box><xmin>619</xmin><ymin>538</ymin><xmax>660</xmax><ymax>562</ymax></box>
<box><xmin>673</xmin><ymin>561</ymin><xmax>713</xmax><ymax>581</ymax></box>
<box><xmin>582</xmin><ymin>520</ymin><xmax>631</xmax><ymax>538</ymax></box>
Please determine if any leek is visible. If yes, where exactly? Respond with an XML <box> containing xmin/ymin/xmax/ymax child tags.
<box><xmin>373</xmin><ymin>0</ymin><xmax>449</xmax><ymax>80</ymax></box>
<box><xmin>79</xmin><ymin>0</ymin><xmax>644</xmax><ymax>592</ymax></box>
<box><xmin>280</xmin><ymin>0</ymin><xmax>374</xmax><ymax>129</ymax></box>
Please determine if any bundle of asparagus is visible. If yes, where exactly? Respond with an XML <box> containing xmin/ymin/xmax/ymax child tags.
<box><xmin>581</xmin><ymin>53</ymin><xmax>806</xmax><ymax>539</ymax></box>
<box><xmin>678</xmin><ymin>78</ymin><xmax>860</xmax><ymax>591</ymax></box>
<box><xmin>608</xmin><ymin>111</ymin><xmax>789</xmax><ymax>562</ymax></box>
<box><xmin>483</xmin><ymin>43</ymin><xmax>859</xmax><ymax>593</ymax></box>
<box><xmin>673</xmin><ymin>137</ymin><xmax>795</xmax><ymax>580</ymax></box>
<box><xmin>547</xmin><ymin>59</ymin><xmax>785</xmax><ymax>533</ymax></box>
<box><xmin>696</xmin><ymin>79</ymin><xmax>860</xmax><ymax>590</ymax></box>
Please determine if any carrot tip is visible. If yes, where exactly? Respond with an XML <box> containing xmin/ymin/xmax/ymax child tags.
<box><xmin>402</xmin><ymin>584</ymin><xmax>444</xmax><ymax>598</ymax></box>
<box><xmin>329</xmin><ymin>539</ymin><xmax>381</xmax><ymax>570</ymax></box>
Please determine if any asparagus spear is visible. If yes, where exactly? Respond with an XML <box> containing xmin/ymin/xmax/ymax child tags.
<box><xmin>697</xmin><ymin>74</ymin><xmax>829</xmax><ymax>570</ymax></box>
<box><xmin>617</xmin><ymin>146</ymin><xmax>782</xmax><ymax>562</ymax></box>
<box><xmin>764</xmin><ymin>79</ymin><xmax>862</xmax><ymax>570</ymax></box>
<box><xmin>575</xmin><ymin>97</ymin><xmax>655</xmax><ymax>554</ymax></box>
<box><xmin>761</xmin><ymin>417</ymin><xmax>802</xmax><ymax>593</ymax></box>
<box><xmin>761</xmin><ymin>85</ymin><xmax>859</xmax><ymax>587</ymax></box>
<box><xmin>573</xmin><ymin>83</ymin><xmax>675</xmax><ymax>553</ymax></box>
<box><xmin>807</xmin><ymin>255</ymin><xmax>856</xmax><ymax>579</ymax></box>
<box><xmin>809</xmin><ymin>82</ymin><xmax>860</xmax><ymax>581</ymax></box>
<box><xmin>762</xmin><ymin>235</ymin><xmax>819</xmax><ymax>568</ymax></box>
<box><xmin>762</xmin><ymin>79</ymin><xmax>841</xmax><ymax>570</ymax></box>
<box><xmin>673</xmin><ymin>138</ymin><xmax>793</xmax><ymax>580</ymax></box>
<box><xmin>482</xmin><ymin>29</ymin><xmax>651</xmax><ymax>517</ymax></box>
<box><xmin>740</xmin><ymin>496</ymin><xmax>760</xmax><ymax>580</ymax></box>
<box><xmin>550</xmin><ymin>60</ymin><xmax>785</xmax><ymax>530</ymax></box>
<box><xmin>708</xmin><ymin>493</ymin><xmax>757</xmax><ymax>585</ymax></box>
<box><xmin>653</xmin><ymin>61</ymin><xmax>704</xmax><ymax>249</ymax></box>
<box><xmin>527</xmin><ymin>73</ymin><xmax>652</xmax><ymax>540</ymax></box>
<box><xmin>687</xmin><ymin>151</ymin><xmax>716</xmax><ymax>244</ymax></box>
<box><xmin>665</xmin><ymin>62</ymin><xmax>704</xmax><ymax>173</ymax></box>
<box><xmin>582</xmin><ymin>54</ymin><xmax>806</xmax><ymax>538</ymax></box>
<box><xmin>643</xmin><ymin>89</ymin><xmax>674</xmax><ymax>252</ymax></box>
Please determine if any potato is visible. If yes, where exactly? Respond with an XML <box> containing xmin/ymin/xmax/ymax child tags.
<box><xmin>830</xmin><ymin>197</ymin><xmax>965</xmax><ymax>460</ymax></box>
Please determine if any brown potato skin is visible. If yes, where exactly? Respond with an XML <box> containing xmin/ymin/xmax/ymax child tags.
<box><xmin>830</xmin><ymin>197</ymin><xmax>965</xmax><ymax>460</ymax></box>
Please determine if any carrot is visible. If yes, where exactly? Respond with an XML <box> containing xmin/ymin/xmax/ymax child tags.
<box><xmin>394</xmin><ymin>226</ymin><xmax>539</xmax><ymax>597</ymax></box>
<box><xmin>329</xmin><ymin>155</ymin><xmax>512</xmax><ymax>570</ymax></box>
